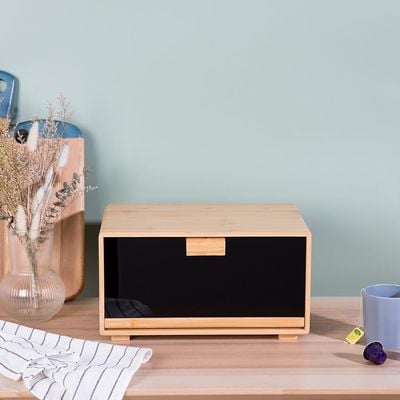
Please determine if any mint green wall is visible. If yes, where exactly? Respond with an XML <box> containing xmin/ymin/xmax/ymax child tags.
<box><xmin>1</xmin><ymin>0</ymin><xmax>400</xmax><ymax>296</ymax></box>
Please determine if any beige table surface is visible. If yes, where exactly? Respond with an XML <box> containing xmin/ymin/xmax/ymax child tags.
<box><xmin>0</xmin><ymin>297</ymin><xmax>398</xmax><ymax>400</ymax></box>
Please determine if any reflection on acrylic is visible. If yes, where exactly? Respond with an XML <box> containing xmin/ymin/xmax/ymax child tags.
<box><xmin>105</xmin><ymin>298</ymin><xmax>153</xmax><ymax>318</ymax></box>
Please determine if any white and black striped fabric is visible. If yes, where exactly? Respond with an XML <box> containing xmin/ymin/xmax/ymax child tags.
<box><xmin>0</xmin><ymin>319</ymin><xmax>152</xmax><ymax>400</ymax></box>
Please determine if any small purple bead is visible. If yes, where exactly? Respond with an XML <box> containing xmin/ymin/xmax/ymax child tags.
<box><xmin>363</xmin><ymin>342</ymin><xmax>387</xmax><ymax>365</ymax></box>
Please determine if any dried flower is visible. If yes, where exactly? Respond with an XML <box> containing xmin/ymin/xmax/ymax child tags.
<box><xmin>29</xmin><ymin>211</ymin><xmax>41</xmax><ymax>241</ymax></box>
<box><xmin>0</xmin><ymin>211</ymin><xmax>11</xmax><ymax>220</ymax></box>
<box><xmin>26</xmin><ymin>121</ymin><xmax>39</xmax><ymax>152</ymax></box>
<box><xmin>57</xmin><ymin>144</ymin><xmax>69</xmax><ymax>167</ymax></box>
<box><xmin>0</xmin><ymin>97</ymin><xmax>91</xmax><ymax>243</ymax></box>
<box><xmin>44</xmin><ymin>167</ymin><xmax>54</xmax><ymax>189</ymax></box>
<box><xmin>31</xmin><ymin>186</ymin><xmax>45</xmax><ymax>216</ymax></box>
<box><xmin>15</xmin><ymin>205</ymin><xmax>27</xmax><ymax>235</ymax></box>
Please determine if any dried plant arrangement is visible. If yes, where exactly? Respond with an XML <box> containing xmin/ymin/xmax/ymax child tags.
<box><xmin>0</xmin><ymin>96</ymin><xmax>91</xmax><ymax>312</ymax></box>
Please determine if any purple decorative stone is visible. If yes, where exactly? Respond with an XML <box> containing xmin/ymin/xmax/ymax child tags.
<box><xmin>363</xmin><ymin>342</ymin><xmax>387</xmax><ymax>365</ymax></box>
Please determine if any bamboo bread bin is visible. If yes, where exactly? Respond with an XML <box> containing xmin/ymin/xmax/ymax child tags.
<box><xmin>99</xmin><ymin>204</ymin><xmax>312</xmax><ymax>340</ymax></box>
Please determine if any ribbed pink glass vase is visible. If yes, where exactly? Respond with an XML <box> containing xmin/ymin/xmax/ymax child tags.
<box><xmin>0</xmin><ymin>230</ymin><xmax>65</xmax><ymax>322</ymax></box>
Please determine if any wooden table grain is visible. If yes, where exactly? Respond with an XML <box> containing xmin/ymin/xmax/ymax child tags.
<box><xmin>0</xmin><ymin>297</ymin><xmax>398</xmax><ymax>400</ymax></box>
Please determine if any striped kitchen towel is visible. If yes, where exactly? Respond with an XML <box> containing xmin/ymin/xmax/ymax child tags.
<box><xmin>0</xmin><ymin>319</ymin><xmax>152</xmax><ymax>400</ymax></box>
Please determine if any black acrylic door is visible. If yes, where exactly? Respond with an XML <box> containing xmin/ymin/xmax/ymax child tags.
<box><xmin>104</xmin><ymin>237</ymin><xmax>306</xmax><ymax>318</ymax></box>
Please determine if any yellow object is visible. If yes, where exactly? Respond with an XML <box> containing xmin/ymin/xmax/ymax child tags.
<box><xmin>345</xmin><ymin>327</ymin><xmax>364</xmax><ymax>344</ymax></box>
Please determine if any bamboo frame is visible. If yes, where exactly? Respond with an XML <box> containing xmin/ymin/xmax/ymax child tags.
<box><xmin>105</xmin><ymin>317</ymin><xmax>305</xmax><ymax>329</ymax></box>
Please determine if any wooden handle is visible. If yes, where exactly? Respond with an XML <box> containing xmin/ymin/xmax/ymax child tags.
<box><xmin>186</xmin><ymin>238</ymin><xmax>225</xmax><ymax>256</ymax></box>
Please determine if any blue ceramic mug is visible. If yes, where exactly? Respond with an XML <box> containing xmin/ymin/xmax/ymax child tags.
<box><xmin>362</xmin><ymin>284</ymin><xmax>400</xmax><ymax>349</ymax></box>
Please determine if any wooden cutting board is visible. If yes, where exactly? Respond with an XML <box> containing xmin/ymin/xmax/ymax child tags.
<box><xmin>0</xmin><ymin>70</ymin><xmax>85</xmax><ymax>300</ymax></box>
<box><xmin>0</xmin><ymin>137</ymin><xmax>85</xmax><ymax>301</ymax></box>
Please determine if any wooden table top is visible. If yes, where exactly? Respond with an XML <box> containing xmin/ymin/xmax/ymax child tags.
<box><xmin>0</xmin><ymin>297</ymin><xmax>398</xmax><ymax>399</ymax></box>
